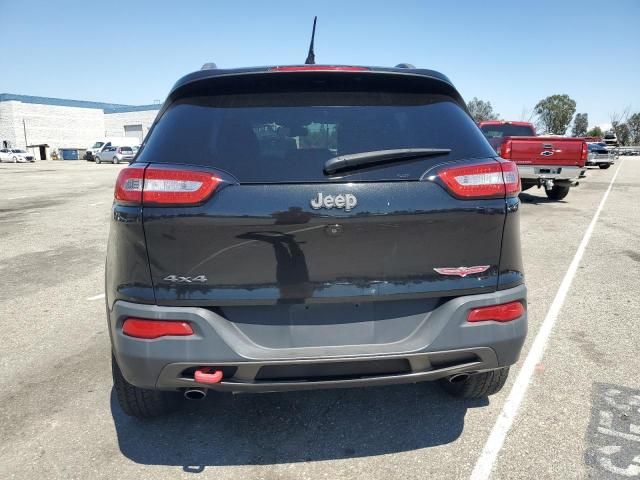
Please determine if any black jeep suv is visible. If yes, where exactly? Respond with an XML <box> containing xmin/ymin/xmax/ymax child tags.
<box><xmin>107</xmin><ymin>64</ymin><xmax>527</xmax><ymax>418</ymax></box>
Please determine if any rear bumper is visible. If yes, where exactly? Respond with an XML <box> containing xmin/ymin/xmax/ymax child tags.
<box><xmin>518</xmin><ymin>165</ymin><xmax>582</xmax><ymax>181</ymax></box>
<box><xmin>586</xmin><ymin>155</ymin><xmax>614</xmax><ymax>166</ymax></box>
<box><xmin>109</xmin><ymin>284</ymin><xmax>527</xmax><ymax>392</ymax></box>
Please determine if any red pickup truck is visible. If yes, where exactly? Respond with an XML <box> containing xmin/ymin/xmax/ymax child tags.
<box><xmin>478</xmin><ymin>121</ymin><xmax>587</xmax><ymax>201</ymax></box>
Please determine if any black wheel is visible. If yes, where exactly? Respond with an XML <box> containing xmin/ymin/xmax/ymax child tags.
<box><xmin>95</xmin><ymin>156</ymin><xmax>101</xmax><ymax>164</ymax></box>
<box><xmin>439</xmin><ymin>367</ymin><xmax>509</xmax><ymax>398</ymax></box>
<box><xmin>545</xmin><ymin>184</ymin><xmax>570</xmax><ymax>201</ymax></box>
<box><xmin>112</xmin><ymin>157</ymin><xmax>119</xmax><ymax>164</ymax></box>
<box><xmin>112</xmin><ymin>355</ymin><xmax>182</xmax><ymax>418</ymax></box>
<box><xmin>599</xmin><ymin>164</ymin><xmax>611</xmax><ymax>169</ymax></box>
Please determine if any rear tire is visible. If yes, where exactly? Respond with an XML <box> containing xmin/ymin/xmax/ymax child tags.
<box><xmin>112</xmin><ymin>355</ymin><xmax>182</xmax><ymax>418</ymax></box>
<box><xmin>545</xmin><ymin>184</ymin><xmax>570</xmax><ymax>201</ymax></box>
<box><xmin>599</xmin><ymin>164</ymin><xmax>611</xmax><ymax>169</ymax></box>
<box><xmin>439</xmin><ymin>367</ymin><xmax>509</xmax><ymax>399</ymax></box>
<box><xmin>113</xmin><ymin>157</ymin><xmax>119</xmax><ymax>164</ymax></box>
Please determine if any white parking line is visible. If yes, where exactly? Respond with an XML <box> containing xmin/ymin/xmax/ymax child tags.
<box><xmin>470</xmin><ymin>160</ymin><xmax>625</xmax><ymax>480</ymax></box>
<box><xmin>86</xmin><ymin>293</ymin><xmax>105</xmax><ymax>301</ymax></box>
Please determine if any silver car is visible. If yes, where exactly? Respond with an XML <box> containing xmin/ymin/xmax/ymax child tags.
<box><xmin>95</xmin><ymin>146</ymin><xmax>135</xmax><ymax>164</ymax></box>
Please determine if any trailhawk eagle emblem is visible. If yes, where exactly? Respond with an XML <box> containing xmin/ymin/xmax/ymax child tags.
<box><xmin>434</xmin><ymin>266</ymin><xmax>490</xmax><ymax>277</ymax></box>
<box><xmin>310</xmin><ymin>192</ymin><xmax>357</xmax><ymax>212</ymax></box>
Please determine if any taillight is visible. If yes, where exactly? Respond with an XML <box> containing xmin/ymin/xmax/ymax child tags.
<box><xmin>114</xmin><ymin>165</ymin><xmax>144</xmax><ymax>205</ymax></box>
<box><xmin>467</xmin><ymin>301</ymin><xmax>525</xmax><ymax>323</ymax></box>
<box><xmin>114</xmin><ymin>166</ymin><xmax>222</xmax><ymax>206</ymax></box>
<box><xmin>500</xmin><ymin>139</ymin><xmax>513</xmax><ymax>159</ymax></box>
<box><xmin>269</xmin><ymin>65</ymin><xmax>369</xmax><ymax>72</ymax></box>
<box><xmin>580</xmin><ymin>142</ymin><xmax>588</xmax><ymax>162</ymax></box>
<box><xmin>438</xmin><ymin>160</ymin><xmax>520</xmax><ymax>199</ymax></box>
<box><xmin>143</xmin><ymin>167</ymin><xmax>222</xmax><ymax>205</ymax></box>
<box><xmin>500</xmin><ymin>160</ymin><xmax>521</xmax><ymax>197</ymax></box>
<box><xmin>122</xmin><ymin>317</ymin><xmax>194</xmax><ymax>339</ymax></box>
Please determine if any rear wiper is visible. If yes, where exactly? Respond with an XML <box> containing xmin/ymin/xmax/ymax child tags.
<box><xmin>323</xmin><ymin>148</ymin><xmax>452</xmax><ymax>174</ymax></box>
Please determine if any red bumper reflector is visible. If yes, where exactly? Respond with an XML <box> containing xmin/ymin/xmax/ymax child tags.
<box><xmin>467</xmin><ymin>301</ymin><xmax>525</xmax><ymax>323</ymax></box>
<box><xmin>122</xmin><ymin>318</ymin><xmax>194</xmax><ymax>339</ymax></box>
<box><xmin>194</xmin><ymin>367</ymin><xmax>224</xmax><ymax>384</ymax></box>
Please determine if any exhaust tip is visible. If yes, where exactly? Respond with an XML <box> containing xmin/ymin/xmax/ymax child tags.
<box><xmin>448</xmin><ymin>373</ymin><xmax>470</xmax><ymax>384</ymax></box>
<box><xmin>184</xmin><ymin>388</ymin><xmax>207</xmax><ymax>400</ymax></box>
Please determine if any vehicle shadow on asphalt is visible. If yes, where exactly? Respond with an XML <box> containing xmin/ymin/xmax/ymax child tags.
<box><xmin>518</xmin><ymin>192</ymin><xmax>567</xmax><ymax>205</ymax></box>
<box><xmin>111</xmin><ymin>383</ymin><xmax>487</xmax><ymax>470</ymax></box>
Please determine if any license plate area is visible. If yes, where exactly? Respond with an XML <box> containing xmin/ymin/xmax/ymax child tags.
<box><xmin>289</xmin><ymin>303</ymin><xmax>376</xmax><ymax>347</ymax></box>
<box><xmin>221</xmin><ymin>299</ymin><xmax>437</xmax><ymax>349</ymax></box>
<box><xmin>536</xmin><ymin>167</ymin><xmax>561</xmax><ymax>175</ymax></box>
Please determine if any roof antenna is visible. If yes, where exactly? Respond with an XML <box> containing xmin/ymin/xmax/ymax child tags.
<box><xmin>305</xmin><ymin>16</ymin><xmax>317</xmax><ymax>65</ymax></box>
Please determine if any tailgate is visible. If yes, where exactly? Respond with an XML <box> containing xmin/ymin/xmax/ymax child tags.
<box><xmin>509</xmin><ymin>136</ymin><xmax>586</xmax><ymax>167</ymax></box>
<box><xmin>143</xmin><ymin>180</ymin><xmax>506</xmax><ymax>305</ymax></box>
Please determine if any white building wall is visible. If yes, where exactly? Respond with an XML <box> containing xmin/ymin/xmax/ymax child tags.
<box><xmin>104</xmin><ymin>110</ymin><xmax>159</xmax><ymax>141</ymax></box>
<box><xmin>0</xmin><ymin>101</ymin><xmax>105</xmax><ymax>150</ymax></box>
<box><xmin>0</xmin><ymin>98</ymin><xmax>160</xmax><ymax>155</ymax></box>
<box><xmin>0</xmin><ymin>101</ymin><xmax>23</xmax><ymax>148</ymax></box>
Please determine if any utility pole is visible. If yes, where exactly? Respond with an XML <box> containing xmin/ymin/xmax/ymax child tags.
<box><xmin>23</xmin><ymin>119</ymin><xmax>28</xmax><ymax>148</ymax></box>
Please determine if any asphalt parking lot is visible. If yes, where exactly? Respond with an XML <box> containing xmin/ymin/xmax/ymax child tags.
<box><xmin>1</xmin><ymin>159</ymin><xmax>639</xmax><ymax>480</ymax></box>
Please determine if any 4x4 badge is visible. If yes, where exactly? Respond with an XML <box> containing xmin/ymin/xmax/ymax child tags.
<box><xmin>163</xmin><ymin>275</ymin><xmax>208</xmax><ymax>283</ymax></box>
<box><xmin>310</xmin><ymin>192</ymin><xmax>357</xmax><ymax>212</ymax></box>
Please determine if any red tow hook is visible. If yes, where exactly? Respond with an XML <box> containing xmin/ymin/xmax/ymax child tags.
<box><xmin>194</xmin><ymin>367</ymin><xmax>224</xmax><ymax>385</ymax></box>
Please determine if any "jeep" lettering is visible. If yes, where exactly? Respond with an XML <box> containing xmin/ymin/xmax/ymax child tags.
<box><xmin>310</xmin><ymin>193</ymin><xmax>358</xmax><ymax>212</ymax></box>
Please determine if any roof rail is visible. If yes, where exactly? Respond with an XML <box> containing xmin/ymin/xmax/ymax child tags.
<box><xmin>201</xmin><ymin>63</ymin><xmax>218</xmax><ymax>70</ymax></box>
<box><xmin>395</xmin><ymin>63</ymin><xmax>415</xmax><ymax>69</ymax></box>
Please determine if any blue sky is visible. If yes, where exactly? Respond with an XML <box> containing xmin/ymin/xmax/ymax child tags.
<box><xmin>2</xmin><ymin>0</ymin><xmax>638</xmax><ymax>127</ymax></box>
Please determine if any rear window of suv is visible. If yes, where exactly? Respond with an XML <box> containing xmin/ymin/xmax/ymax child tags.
<box><xmin>137</xmin><ymin>91</ymin><xmax>495</xmax><ymax>182</ymax></box>
<box><xmin>480</xmin><ymin>124</ymin><xmax>535</xmax><ymax>138</ymax></box>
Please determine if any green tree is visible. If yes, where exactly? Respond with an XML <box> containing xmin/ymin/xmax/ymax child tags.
<box><xmin>534</xmin><ymin>94</ymin><xmax>577</xmax><ymax>134</ymax></box>
<box><xmin>628</xmin><ymin>113</ymin><xmax>640</xmax><ymax>145</ymax></box>
<box><xmin>609</xmin><ymin>108</ymin><xmax>631</xmax><ymax>145</ymax></box>
<box><xmin>467</xmin><ymin>97</ymin><xmax>499</xmax><ymax>123</ymax></box>
<box><xmin>615</xmin><ymin>123</ymin><xmax>631</xmax><ymax>146</ymax></box>
<box><xmin>586</xmin><ymin>126</ymin><xmax>603</xmax><ymax>137</ymax></box>
<box><xmin>571</xmin><ymin>113</ymin><xmax>588</xmax><ymax>137</ymax></box>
